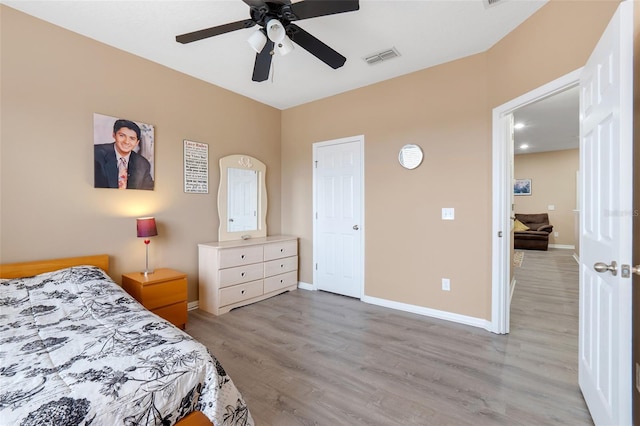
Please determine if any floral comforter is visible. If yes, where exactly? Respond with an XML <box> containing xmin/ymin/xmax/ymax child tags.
<box><xmin>0</xmin><ymin>266</ymin><xmax>253</xmax><ymax>426</ymax></box>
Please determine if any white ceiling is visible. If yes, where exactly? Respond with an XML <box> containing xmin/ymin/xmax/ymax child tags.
<box><xmin>513</xmin><ymin>85</ymin><xmax>579</xmax><ymax>155</ymax></box>
<box><xmin>3</xmin><ymin>0</ymin><xmax>548</xmax><ymax>110</ymax></box>
<box><xmin>4</xmin><ymin>0</ymin><xmax>575</xmax><ymax>153</ymax></box>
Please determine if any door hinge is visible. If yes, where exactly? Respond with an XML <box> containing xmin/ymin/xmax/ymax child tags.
<box><xmin>315</xmin><ymin>160</ymin><xmax>318</xmax><ymax>168</ymax></box>
<box><xmin>315</xmin><ymin>212</ymin><xmax>318</xmax><ymax>219</ymax></box>
<box><xmin>315</xmin><ymin>263</ymin><xmax>318</xmax><ymax>270</ymax></box>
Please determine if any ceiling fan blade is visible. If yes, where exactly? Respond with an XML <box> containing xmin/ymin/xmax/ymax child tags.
<box><xmin>287</xmin><ymin>0</ymin><xmax>359</xmax><ymax>20</ymax></box>
<box><xmin>252</xmin><ymin>40</ymin><xmax>275</xmax><ymax>82</ymax></box>
<box><xmin>287</xmin><ymin>24</ymin><xmax>346</xmax><ymax>69</ymax></box>
<box><xmin>242</xmin><ymin>0</ymin><xmax>290</xmax><ymax>7</ymax></box>
<box><xmin>176</xmin><ymin>19</ymin><xmax>256</xmax><ymax>44</ymax></box>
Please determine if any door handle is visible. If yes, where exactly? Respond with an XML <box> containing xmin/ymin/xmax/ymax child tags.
<box><xmin>353</xmin><ymin>225</ymin><xmax>359</xmax><ymax>231</ymax></box>
<box><xmin>594</xmin><ymin>261</ymin><xmax>617</xmax><ymax>276</ymax></box>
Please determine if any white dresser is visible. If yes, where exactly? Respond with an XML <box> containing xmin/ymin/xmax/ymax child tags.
<box><xmin>198</xmin><ymin>235</ymin><xmax>298</xmax><ymax>315</ymax></box>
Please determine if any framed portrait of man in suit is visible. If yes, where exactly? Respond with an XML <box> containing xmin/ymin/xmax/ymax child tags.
<box><xmin>93</xmin><ymin>113</ymin><xmax>155</xmax><ymax>190</ymax></box>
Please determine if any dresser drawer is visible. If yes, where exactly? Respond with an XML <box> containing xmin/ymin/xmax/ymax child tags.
<box><xmin>264</xmin><ymin>271</ymin><xmax>297</xmax><ymax>294</ymax></box>
<box><xmin>219</xmin><ymin>263</ymin><xmax>264</xmax><ymax>288</ymax></box>
<box><xmin>219</xmin><ymin>245</ymin><xmax>263</xmax><ymax>268</ymax></box>
<box><xmin>264</xmin><ymin>240</ymin><xmax>297</xmax><ymax>261</ymax></box>
<box><xmin>137</xmin><ymin>278</ymin><xmax>187</xmax><ymax>310</ymax></box>
<box><xmin>219</xmin><ymin>280</ymin><xmax>263</xmax><ymax>307</ymax></box>
<box><xmin>264</xmin><ymin>256</ymin><xmax>298</xmax><ymax>278</ymax></box>
<box><xmin>153</xmin><ymin>301</ymin><xmax>187</xmax><ymax>329</ymax></box>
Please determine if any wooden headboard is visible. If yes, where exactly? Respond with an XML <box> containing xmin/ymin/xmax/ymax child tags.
<box><xmin>0</xmin><ymin>254</ymin><xmax>110</xmax><ymax>279</ymax></box>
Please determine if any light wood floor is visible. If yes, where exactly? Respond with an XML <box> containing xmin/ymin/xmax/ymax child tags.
<box><xmin>187</xmin><ymin>248</ymin><xmax>592</xmax><ymax>425</ymax></box>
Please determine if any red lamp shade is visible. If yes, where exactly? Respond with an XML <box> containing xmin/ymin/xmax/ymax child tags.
<box><xmin>136</xmin><ymin>217</ymin><xmax>158</xmax><ymax>238</ymax></box>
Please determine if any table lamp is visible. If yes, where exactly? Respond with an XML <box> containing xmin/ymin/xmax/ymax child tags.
<box><xmin>136</xmin><ymin>217</ymin><xmax>158</xmax><ymax>277</ymax></box>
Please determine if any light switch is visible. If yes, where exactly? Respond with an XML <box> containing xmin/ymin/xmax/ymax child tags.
<box><xmin>442</xmin><ymin>208</ymin><xmax>455</xmax><ymax>220</ymax></box>
<box><xmin>548</xmin><ymin>205</ymin><xmax>555</xmax><ymax>211</ymax></box>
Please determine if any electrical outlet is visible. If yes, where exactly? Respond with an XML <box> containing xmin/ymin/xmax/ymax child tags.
<box><xmin>442</xmin><ymin>208</ymin><xmax>455</xmax><ymax>220</ymax></box>
<box><xmin>442</xmin><ymin>278</ymin><xmax>450</xmax><ymax>291</ymax></box>
<box><xmin>554</xmin><ymin>232</ymin><xmax>559</xmax><ymax>237</ymax></box>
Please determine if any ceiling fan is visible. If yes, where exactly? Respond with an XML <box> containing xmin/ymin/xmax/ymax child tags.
<box><xmin>176</xmin><ymin>0</ymin><xmax>359</xmax><ymax>82</ymax></box>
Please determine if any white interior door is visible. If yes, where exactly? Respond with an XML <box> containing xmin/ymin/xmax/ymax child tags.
<box><xmin>313</xmin><ymin>136</ymin><xmax>364</xmax><ymax>298</ymax></box>
<box><xmin>578</xmin><ymin>2</ymin><xmax>633</xmax><ymax>424</ymax></box>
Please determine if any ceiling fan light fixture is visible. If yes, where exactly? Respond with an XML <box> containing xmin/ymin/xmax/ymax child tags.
<box><xmin>266</xmin><ymin>19</ymin><xmax>286</xmax><ymax>43</ymax></box>
<box><xmin>247</xmin><ymin>30</ymin><xmax>267</xmax><ymax>53</ymax></box>
<box><xmin>176</xmin><ymin>0</ymin><xmax>360</xmax><ymax>82</ymax></box>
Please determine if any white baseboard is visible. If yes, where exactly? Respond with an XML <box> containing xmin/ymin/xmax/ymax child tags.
<box><xmin>217</xmin><ymin>282</ymin><xmax>490</xmax><ymax>331</ymax></box>
<box><xmin>188</xmin><ymin>301</ymin><xmax>199</xmax><ymax>311</ymax></box>
<box><xmin>361</xmin><ymin>295</ymin><xmax>491</xmax><ymax>331</ymax></box>
<box><xmin>298</xmin><ymin>284</ymin><xmax>490</xmax><ymax>330</ymax></box>
<box><xmin>548</xmin><ymin>244</ymin><xmax>575</xmax><ymax>249</ymax></box>
<box><xmin>297</xmin><ymin>281</ymin><xmax>315</xmax><ymax>291</ymax></box>
<box><xmin>572</xmin><ymin>253</ymin><xmax>580</xmax><ymax>264</ymax></box>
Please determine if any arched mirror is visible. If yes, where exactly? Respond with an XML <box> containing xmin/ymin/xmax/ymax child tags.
<box><xmin>218</xmin><ymin>154</ymin><xmax>267</xmax><ymax>242</ymax></box>
<box><xmin>398</xmin><ymin>144</ymin><xmax>424</xmax><ymax>170</ymax></box>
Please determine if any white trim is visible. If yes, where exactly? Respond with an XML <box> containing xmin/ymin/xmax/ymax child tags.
<box><xmin>572</xmin><ymin>253</ymin><xmax>580</xmax><ymax>264</ymax></box>
<box><xmin>297</xmin><ymin>281</ymin><xmax>315</xmax><ymax>291</ymax></box>
<box><xmin>509</xmin><ymin>278</ymin><xmax>517</xmax><ymax>304</ymax></box>
<box><xmin>312</xmin><ymin>135</ymin><xmax>365</xmax><ymax>299</ymax></box>
<box><xmin>491</xmin><ymin>68</ymin><xmax>582</xmax><ymax>334</ymax></box>
<box><xmin>363</xmin><ymin>295</ymin><xmax>491</xmax><ymax>331</ymax></box>
<box><xmin>188</xmin><ymin>301</ymin><xmax>199</xmax><ymax>311</ymax></box>
<box><xmin>548</xmin><ymin>244</ymin><xmax>575</xmax><ymax>250</ymax></box>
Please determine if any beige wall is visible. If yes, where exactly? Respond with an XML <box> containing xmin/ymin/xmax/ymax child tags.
<box><xmin>514</xmin><ymin>149</ymin><xmax>578</xmax><ymax>247</ymax></box>
<box><xmin>282</xmin><ymin>0</ymin><xmax>617</xmax><ymax>321</ymax></box>
<box><xmin>0</xmin><ymin>2</ymin><xmax>620</xmax><ymax>320</ymax></box>
<box><xmin>0</xmin><ymin>6</ymin><xmax>282</xmax><ymax>302</ymax></box>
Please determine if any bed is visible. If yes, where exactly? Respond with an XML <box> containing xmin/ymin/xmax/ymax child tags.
<box><xmin>0</xmin><ymin>254</ymin><xmax>254</xmax><ymax>426</ymax></box>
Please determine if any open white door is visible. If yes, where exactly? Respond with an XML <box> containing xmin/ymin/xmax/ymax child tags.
<box><xmin>578</xmin><ymin>1</ymin><xmax>633</xmax><ymax>425</ymax></box>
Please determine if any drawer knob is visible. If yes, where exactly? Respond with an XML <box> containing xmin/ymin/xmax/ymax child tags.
<box><xmin>241</xmin><ymin>255</ymin><xmax>245</xmax><ymax>259</ymax></box>
<box><xmin>280</xmin><ymin>264</ymin><xmax>284</xmax><ymax>268</ymax></box>
<box><xmin>280</xmin><ymin>248</ymin><xmax>284</xmax><ymax>252</ymax></box>
<box><xmin>241</xmin><ymin>290</ymin><xmax>245</xmax><ymax>294</ymax></box>
<box><xmin>280</xmin><ymin>279</ymin><xmax>284</xmax><ymax>283</ymax></box>
<box><xmin>241</xmin><ymin>272</ymin><xmax>245</xmax><ymax>277</ymax></box>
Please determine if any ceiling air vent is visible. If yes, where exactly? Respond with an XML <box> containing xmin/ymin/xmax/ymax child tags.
<box><xmin>364</xmin><ymin>47</ymin><xmax>400</xmax><ymax>65</ymax></box>
<box><xmin>483</xmin><ymin>0</ymin><xmax>506</xmax><ymax>8</ymax></box>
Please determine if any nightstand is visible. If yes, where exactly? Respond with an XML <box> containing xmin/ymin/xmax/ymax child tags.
<box><xmin>122</xmin><ymin>268</ymin><xmax>188</xmax><ymax>329</ymax></box>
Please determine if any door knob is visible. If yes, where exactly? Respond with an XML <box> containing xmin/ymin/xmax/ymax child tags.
<box><xmin>594</xmin><ymin>261</ymin><xmax>617</xmax><ymax>276</ymax></box>
<box><xmin>353</xmin><ymin>225</ymin><xmax>359</xmax><ymax>230</ymax></box>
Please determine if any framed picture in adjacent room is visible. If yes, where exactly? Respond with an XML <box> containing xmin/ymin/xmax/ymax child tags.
<box><xmin>514</xmin><ymin>178</ymin><xmax>532</xmax><ymax>196</ymax></box>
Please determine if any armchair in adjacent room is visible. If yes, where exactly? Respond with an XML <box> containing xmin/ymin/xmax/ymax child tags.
<box><xmin>513</xmin><ymin>213</ymin><xmax>553</xmax><ymax>251</ymax></box>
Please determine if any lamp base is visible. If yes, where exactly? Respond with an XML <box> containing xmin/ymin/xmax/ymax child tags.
<box><xmin>142</xmin><ymin>241</ymin><xmax>154</xmax><ymax>278</ymax></box>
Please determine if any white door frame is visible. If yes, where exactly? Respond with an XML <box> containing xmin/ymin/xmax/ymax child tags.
<box><xmin>491</xmin><ymin>69</ymin><xmax>581</xmax><ymax>334</ymax></box>
<box><xmin>312</xmin><ymin>135</ymin><xmax>365</xmax><ymax>296</ymax></box>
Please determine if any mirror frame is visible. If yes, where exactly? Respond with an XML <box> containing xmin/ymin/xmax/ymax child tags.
<box><xmin>218</xmin><ymin>154</ymin><xmax>267</xmax><ymax>242</ymax></box>
<box><xmin>398</xmin><ymin>144</ymin><xmax>424</xmax><ymax>170</ymax></box>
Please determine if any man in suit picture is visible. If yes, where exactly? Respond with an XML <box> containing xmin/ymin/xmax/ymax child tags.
<box><xmin>94</xmin><ymin>119</ymin><xmax>154</xmax><ymax>190</ymax></box>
